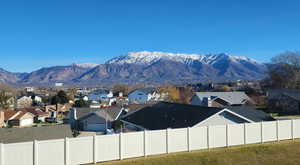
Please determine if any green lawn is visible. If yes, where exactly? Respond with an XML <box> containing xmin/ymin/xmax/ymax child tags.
<box><xmin>94</xmin><ymin>140</ymin><xmax>300</xmax><ymax>165</ymax></box>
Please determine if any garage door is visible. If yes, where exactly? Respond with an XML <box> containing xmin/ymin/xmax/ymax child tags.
<box><xmin>86</xmin><ymin>124</ymin><xmax>105</xmax><ymax>131</ymax></box>
<box><xmin>20</xmin><ymin>118</ymin><xmax>33</xmax><ymax>127</ymax></box>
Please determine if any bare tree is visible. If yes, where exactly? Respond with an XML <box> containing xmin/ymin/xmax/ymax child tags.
<box><xmin>268</xmin><ymin>51</ymin><xmax>300</xmax><ymax>89</ymax></box>
<box><xmin>0</xmin><ymin>83</ymin><xmax>16</xmax><ymax>109</ymax></box>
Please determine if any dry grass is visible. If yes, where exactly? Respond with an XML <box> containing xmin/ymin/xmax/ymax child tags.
<box><xmin>94</xmin><ymin>140</ymin><xmax>300</xmax><ymax>165</ymax></box>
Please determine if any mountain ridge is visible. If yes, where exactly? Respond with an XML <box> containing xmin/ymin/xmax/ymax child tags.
<box><xmin>0</xmin><ymin>51</ymin><xmax>268</xmax><ymax>85</ymax></box>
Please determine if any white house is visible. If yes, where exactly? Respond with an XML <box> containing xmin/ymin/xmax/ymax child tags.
<box><xmin>88</xmin><ymin>89</ymin><xmax>113</xmax><ymax>102</ymax></box>
<box><xmin>128</xmin><ymin>88</ymin><xmax>160</xmax><ymax>104</ymax></box>
<box><xmin>32</xmin><ymin>95</ymin><xmax>42</xmax><ymax>103</ymax></box>
<box><xmin>25</xmin><ymin>87</ymin><xmax>34</xmax><ymax>92</ymax></box>
<box><xmin>83</xmin><ymin>96</ymin><xmax>89</xmax><ymax>101</ymax></box>
<box><xmin>55</xmin><ymin>83</ymin><xmax>64</xmax><ymax>87</ymax></box>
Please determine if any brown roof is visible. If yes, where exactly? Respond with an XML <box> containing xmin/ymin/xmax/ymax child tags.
<box><xmin>13</xmin><ymin>111</ymin><xmax>34</xmax><ymax>120</ymax></box>
<box><xmin>3</xmin><ymin>110</ymin><xmax>18</xmax><ymax>121</ymax></box>
<box><xmin>18</xmin><ymin>108</ymin><xmax>49</xmax><ymax>117</ymax></box>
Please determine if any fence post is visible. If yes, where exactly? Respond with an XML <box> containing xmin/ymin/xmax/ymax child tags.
<box><xmin>166</xmin><ymin>129</ymin><xmax>170</xmax><ymax>154</ymax></box>
<box><xmin>65</xmin><ymin>137</ymin><xmax>69</xmax><ymax>165</ymax></box>
<box><xmin>187</xmin><ymin>127</ymin><xmax>191</xmax><ymax>152</ymax></box>
<box><xmin>0</xmin><ymin>143</ymin><xmax>4</xmax><ymax>165</ymax></box>
<box><xmin>260</xmin><ymin>122</ymin><xmax>263</xmax><ymax>144</ymax></box>
<box><xmin>276</xmin><ymin>120</ymin><xmax>279</xmax><ymax>142</ymax></box>
<box><xmin>93</xmin><ymin>135</ymin><xmax>97</xmax><ymax>164</ymax></box>
<box><xmin>34</xmin><ymin>140</ymin><xmax>38</xmax><ymax>165</ymax></box>
<box><xmin>119</xmin><ymin>132</ymin><xmax>123</xmax><ymax>160</ymax></box>
<box><xmin>291</xmin><ymin>119</ymin><xmax>295</xmax><ymax>141</ymax></box>
<box><xmin>226</xmin><ymin>125</ymin><xmax>229</xmax><ymax>147</ymax></box>
<box><xmin>244</xmin><ymin>123</ymin><xmax>247</xmax><ymax>145</ymax></box>
<box><xmin>144</xmin><ymin>130</ymin><xmax>147</xmax><ymax>157</ymax></box>
<box><xmin>207</xmin><ymin>126</ymin><xmax>210</xmax><ymax>149</ymax></box>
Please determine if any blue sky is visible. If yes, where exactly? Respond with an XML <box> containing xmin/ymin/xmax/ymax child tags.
<box><xmin>0</xmin><ymin>0</ymin><xmax>300</xmax><ymax>72</ymax></box>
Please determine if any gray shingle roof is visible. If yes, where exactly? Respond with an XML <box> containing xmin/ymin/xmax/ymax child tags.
<box><xmin>76</xmin><ymin>106</ymin><xmax>123</xmax><ymax>122</ymax></box>
<box><xmin>122</xmin><ymin>102</ymin><xmax>222</xmax><ymax>130</ymax></box>
<box><xmin>225</xmin><ymin>106</ymin><xmax>275</xmax><ymax>122</ymax></box>
<box><xmin>0</xmin><ymin>125</ymin><xmax>73</xmax><ymax>144</ymax></box>
<box><xmin>129</xmin><ymin>88</ymin><xmax>156</xmax><ymax>95</ymax></box>
<box><xmin>122</xmin><ymin>102</ymin><xmax>274</xmax><ymax>130</ymax></box>
<box><xmin>195</xmin><ymin>92</ymin><xmax>251</xmax><ymax>105</ymax></box>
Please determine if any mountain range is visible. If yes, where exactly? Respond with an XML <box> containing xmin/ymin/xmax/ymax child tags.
<box><xmin>0</xmin><ymin>51</ymin><xmax>268</xmax><ymax>86</ymax></box>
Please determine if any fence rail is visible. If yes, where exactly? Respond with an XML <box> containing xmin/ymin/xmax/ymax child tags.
<box><xmin>1</xmin><ymin>119</ymin><xmax>300</xmax><ymax>165</ymax></box>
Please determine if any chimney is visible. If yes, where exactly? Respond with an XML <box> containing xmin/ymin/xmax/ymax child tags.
<box><xmin>0</xmin><ymin>111</ymin><xmax>4</xmax><ymax>128</ymax></box>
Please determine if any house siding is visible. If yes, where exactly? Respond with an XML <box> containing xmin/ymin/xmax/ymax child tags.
<box><xmin>195</xmin><ymin>111</ymin><xmax>249</xmax><ymax>127</ymax></box>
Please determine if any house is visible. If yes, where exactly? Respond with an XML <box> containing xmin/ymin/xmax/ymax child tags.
<box><xmin>25</xmin><ymin>87</ymin><xmax>34</xmax><ymax>92</ymax></box>
<box><xmin>3</xmin><ymin>110</ymin><xmax>35</xmax><ymax>127</ymax></box>
<box><xmin>0</xmin><ymin>111</ymin><xmax>4</xmax><ymax>128</ymax></box>
<box><xmin>17</xmin><ymin>96</ymin><xmax>33</xmax><ymax>108</ymax></box>
<box><xmin>121</xmin><ymin>102</ymin><xmax>274</xmax><ymax>131</ymax></box>
<box><xmin>83</xmin><ymin>96</ymin><xmax>89</xmax><ymax>101</ymax></box>
<box><xmin>191</xmin><ymin>92</ymin><xmax>254</xmax><ymax>107</ymax></box>
<box><xmin>0</xmin><ymin>125</ymin><xmax>73</xmax><ymax>144</ymax></box>
<box><xmin>69</xmin><ymin>106</ymin><xmax>124</xmax><ymax>132</ymax></box>
<box><xmin>18</xmin><ymin>108</ymin><xmax>50</xmax><ymax>122</ymax></box>
<box><xmin>128</xmin><ymin>88</ymin><xmax>160</xmax><ymax>104</ymax></box>
<box><xmin>44</xmin><ymin>104</ymin><xmax>72</xmax><ymax>113</ymax></box>
<box><xmin>55</xmin><ymin>82</ymin><xmax>64</xmax><ymax>87</ymax></box>
<box><xmin>267</xmin><ymin>89</ymin><xmax>300</xmax><ymax>115</ymax></box>
<box><xmin>88</xmin><ymin>88</ymin><xmax>113</xmax><ymax>102</ymax></box>
<box><xmin>68</xmin><ymin>104</ymin><xmax>152</xmax><ymax>132</ymax></box>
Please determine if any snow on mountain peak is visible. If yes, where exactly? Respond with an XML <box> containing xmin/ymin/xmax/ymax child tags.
<box><xmin>106</xmin><ymin>51</ymin><xmax>262</xmax><ymax>65</ymax></box>
<box><xmin>75</xmin><ymin>63</ymin><xmax>99</xmax><ymax>68</ymax></box>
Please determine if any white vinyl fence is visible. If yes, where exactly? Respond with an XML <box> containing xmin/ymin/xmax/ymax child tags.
<box><xmin>1</xmin><ymin>119</ymin><xmax>300</xmax><ymax>165</ymax></box>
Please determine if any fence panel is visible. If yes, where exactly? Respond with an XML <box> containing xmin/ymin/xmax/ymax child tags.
<box><xmin>262</xmin><ymin>121</ymin><xmax>277</xmax><ymax>142</ymax></box>
<box><xmin>278</xmin><ymin>120</ymin><xmax>292</xmax><ymax>140</ymax></box>
<box><xmin>4</xmin><ymin>142</ymin><xmax>33</xmax><ymax>165</ymax></box>
<box><xmin>2</xmin><ymin>119</ymin><xmax>300</xmax><ymax>165</ymax></box>
<box><xmin>245</xmin><ymin>123</ymin><xmax>261</xmax><ymax>144</ymax></box>
<box><xmin>38</xmin><ymin>139</ymin><xmax>65</xmax><ymax>165</ymax></box>
<box><xmin>97</xmin><ymin>134</ymin><xmax>120</xmax><ymax>162</ymax></box>
<box><xmin>209</xmin><ymin>125</ymin><xmax>227</xmax><ymax>148</ymax></box>
<box><xmin>228</xmin><ymin>124</ymin><xmax>244</xmax><ymax>146</ymax></box>
<box><xmin>168</xmin><ymin>128</ymin><xmax>188</xmax><ymax>153</ymax></box>
<box><xmin>69</xmin><ymin>136</ymin><xmax>93</xmax><ymax>165</ymax></box>
<box><xmin>147</xmin><ymin>130</ymin><xmax>167</xmax><ymax>156</ymax></box>
<box><xmin>294</xmin><ymin>119</ymin><xmax>300</xmax><ymax>138</ymax></box>
<box><xmin>123</xmin><ymin>132</ymin><xmax>144</xmax><ymax>159</ymax></box>
<box><xmin>190</xmin><ymin>126</ymin><xmax>208</xmax><ymax>150</ymax></box>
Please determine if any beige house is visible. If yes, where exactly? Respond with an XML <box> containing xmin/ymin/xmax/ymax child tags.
<box><xmin>17</xmin><ymin>96</ymin><xmax>33</xmax><ymax>109</ymax></box>
<box><xmin>4</xmin><ymin>110</ymin><xmax>34</xmax><ymax>127</ymax></box>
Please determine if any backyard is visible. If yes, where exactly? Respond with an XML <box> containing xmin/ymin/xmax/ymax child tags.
<box><xmin>95</xmin><ymin>139</ymin><xmax>300</xmax><ymax>165</ymax></box>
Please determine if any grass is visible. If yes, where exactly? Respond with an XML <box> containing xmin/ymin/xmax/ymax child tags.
<box><xmin>94</xmin><ymin>140</ymin><xmax>300</xmax><ymax>165</ymax></box>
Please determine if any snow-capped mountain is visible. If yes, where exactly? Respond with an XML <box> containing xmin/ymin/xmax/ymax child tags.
<box><xmin>75</xmin><ymin>63</ymin><xmax>99</xmax><ymax>68</ymax></box>
<box><xmin>0</xmin><ymin>51</ymin><xmax>268</xmax><ymax>85</ymax></box>
<box><xmin>106</xmin><ymin>51</ymin><xmax>262</xmax><ymax>66</ymax></box>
